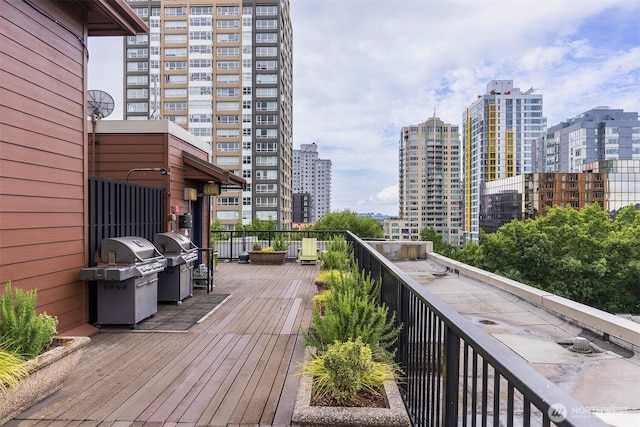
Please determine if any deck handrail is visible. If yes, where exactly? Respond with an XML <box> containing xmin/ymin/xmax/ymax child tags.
<box><xmin>347</xmin><ymin>232</ymin><xmax>607</xmax><ymax>427</ymax></box>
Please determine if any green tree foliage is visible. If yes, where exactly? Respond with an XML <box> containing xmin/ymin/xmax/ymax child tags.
<box><xmin>450</xmin><ymin>204</ymin><xmax>640</xmax><ymax>314</ymax></box>
<box><xmin>312</xmin><ymin>210</ymin><xmax>383</xmax><ymax>238</ymax></box>
<box><xmin>419</xmin><ymin>227</ymin><xmax>453</xmax><ymax>255</ymax></box>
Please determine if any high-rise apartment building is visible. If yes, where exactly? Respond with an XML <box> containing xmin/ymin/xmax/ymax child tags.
<box><xmin>398</xmin><ymin>117</ymin><xmax>463</xmax><ymax>246</ymax></box>
<box><xmin>534</xmin><ymin>107</ymin><xmax>640</xmax><ymax>173</ymax></box>
<box><xmin>292</xmin><ymin>143</ymin><xmax>332</xmax><ymax>223</ymax></box>
<box><xmin>462</xmin><ymin>80</ymin><xmax>546</xmax><ymax>242</ymax></box>
<box><xmin>123</xmin><ymin>0</ymin><xmax>293</xmax><ymax>229</ymax></box>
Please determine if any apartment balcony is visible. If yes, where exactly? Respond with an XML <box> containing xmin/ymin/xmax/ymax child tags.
<box><xmin>8</xmin><ymin>233</ymin><xmax>638</xmax><ymax>426</ymax></box>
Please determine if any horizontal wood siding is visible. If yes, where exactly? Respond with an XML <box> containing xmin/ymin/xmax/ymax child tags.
<box><xmin>0</xmin><ymin>0</ymin><xmax>89</xmax><ymax>332</ymax></box>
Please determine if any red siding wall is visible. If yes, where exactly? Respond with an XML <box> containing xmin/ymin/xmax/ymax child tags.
<box><xmin>0</xmin><ymin>0</ymin><xmax>89</xmax><ymax>331</ymax></box>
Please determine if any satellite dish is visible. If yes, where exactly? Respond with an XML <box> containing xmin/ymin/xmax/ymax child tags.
<box><xmin>87</xmin><ymin>89</ymin><xmax>114</xmax><ymax>119</ymax></box>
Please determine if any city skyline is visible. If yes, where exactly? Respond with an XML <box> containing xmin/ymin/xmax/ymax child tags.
<box><xmin>89</xmin><ymin>0</ymin><xmax>640</xmax><ymax>216</ymax></box>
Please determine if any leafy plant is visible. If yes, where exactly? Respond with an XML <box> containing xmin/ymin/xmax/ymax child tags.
<box><xmin>0</xmin><ymin>342</ymin><xmax>29</xmax><ymax>393</ymax></box>
<box><xmin>252</xmin><ymin>242</ymin><xmax>262</xmax><ymax>251</ymax></box>
<box><xmin>303</xmin><ymin>271</ymin><xmax>401</xmax><ymax>362</ymax></box>
<box><xmin>0</xmin><ymin>283</ymin><xmax>58</xmax><ymax>359</ymax></box>
<box><xmin>296</xmin><ymin>338</ymin><xmax>395</xmax><ymax>405</ymax></box>
<box><xmin>271</xmin><ymin>233</ymin><xmax>289</xmax><ymax>251</ymax></box>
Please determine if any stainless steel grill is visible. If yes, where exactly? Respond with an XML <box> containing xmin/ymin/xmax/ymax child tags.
<box><xmin>80</xmin><ymin>236</ymin><xmax>167</xmax><ymax>328</ymax></box>
<box><xmin>154</xmin><ymin>232</ymin><xmax>198</xmax><ymax>304</ymax></box>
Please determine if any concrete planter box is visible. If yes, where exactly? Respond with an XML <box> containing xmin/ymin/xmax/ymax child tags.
<box><xmin>248</xmin><ymin>251</ymin><xmax>287</xmax><ymax>265</ymax></box>
<box><xmin>292</xmin><ymin>372</ymin><xmax>411</xmax><ymax>426</ymax></box>
<box><xmin>0</xmin><ymin>336</ymin><xmax>90</xmax><ymax>424</ymax></box>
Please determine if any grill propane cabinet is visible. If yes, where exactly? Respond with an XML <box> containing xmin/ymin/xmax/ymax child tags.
<box><xmin>80</xmin><ymin>236</ymin><xmax>166</xmax><ymax>328</ymax></box>
<box><xmin>154</xmin><ymin>232</ymin><xmax>198</xmax><ymax>305</ymax></box>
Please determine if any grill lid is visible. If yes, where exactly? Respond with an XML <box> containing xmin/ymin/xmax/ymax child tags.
<box><xmin>154</xmin><ymin>232</ymin><xmax>198</xmax><ymax>254</ymax></box>
<box><xmin>100</xmin><ymin>236</ymin><xmax>163</xmax><ymax>264</ymax></box>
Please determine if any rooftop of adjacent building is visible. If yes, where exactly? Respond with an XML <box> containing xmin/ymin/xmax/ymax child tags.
<box><xmin>395</xmin><ymin>256</ymin><xmax>640</xmax><ymax>427</ymax></box>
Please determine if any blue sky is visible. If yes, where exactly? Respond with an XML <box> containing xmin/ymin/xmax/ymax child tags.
<box><xmin>88</xmin><ymin>0</ymin><xmax>640</xmax><ymax>216</ymax></box>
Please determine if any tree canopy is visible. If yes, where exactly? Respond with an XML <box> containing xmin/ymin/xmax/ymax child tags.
<box><xmin>311</xmin><ymin>210</ymin><xmax>384</xmax><ymax>239</ymax></box>
<box><xmin>450</xmin><ymin>204</ymin><xmax>640</xmax><ymax>314</ymax></box>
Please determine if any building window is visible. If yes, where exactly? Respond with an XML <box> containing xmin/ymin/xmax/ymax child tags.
<box><xmin>190</xmin><ymin>73</ymin><xmax>212</xmax><ymax>82</ymax></box>
<box><xmin>190</xmin><ymin>45</ymin><xmax>212</xmax><ymax>54</ymax></box>
<box><xmin>164</xmin><ymin>20</ymin><xmax>187</xmax><ymax>30</ymax></box>
<box><xmin>255</xmin><ymin>47</ymin><xmax>277</xmax><ymax>56</ymax></box>
<box><xmin>217</xmin><ymin>33</ymin><xmax>239</xmax><ymax>43</ymax></box>
<box><xmin>217</xmin><ymin>74</ymin><xmax>240</xmax><ymax>84</ymax></box>
<box><xmin>217</xmin><ymin>115</ymin><xmax>239</xmax><ymax>124</ymax></box>
<box><xmin>127</xmin><ymin>75</ymin><xmax>149</xmax><ymax>85</ymax></box>
<box><xmin>216</xmin><ymin>102</ymin><xmax>239</xmax><ymax>110</ymax></box>
<box><xmin>217</xmin><ymin>6</ymin><xmax>239</xmax><ymax>15</ymax></box>
<box><xmin>256</xmin><ymin>5</ymin><xmax>277</xmax><ymax>16</ymax></box>
<box><xmin>164</xmin><ymin>7</ymin><xmax>186</xmax><ymax>16</ymax></box>
<box><xmin>256</xmin><ymin>101</ymin><xmax>277</xmax><ymax>111</ymax></box>
<box><xmin>164</xmin><ymin>89</ymin><xmax>187</xmax><ymax>98</ymax></box>
<box><xmin>164</xmin><ymin>34</ymin><xmax>187</xmax><ymax>43</ymax></box>
<box><xmin>190</xmin><ymin>17</ymin><xmax>212</xmax><ymax>26</ymax></box>
<box><xmin>189</xmin><ymin>114</ymin><xmax>212</xmax><ymax>123</ymax></box>
<box><xmin>164</xmin><ymin>102</ymin><xmax>187</xmax><ymax>111</ymax></box>
<box><xmin>217</xmin><ymin>19</ymin><xmax>239</xmax><ymax>29</ymax></box>
<box><xmin>256</xmin><ymin>87</ymin><xmax>277</xmax><ymax>97</ymax></box>
<box><xmin>127</xmin><ymin>88</ymin><xmax>148</xmax><ymax>99</ymax></box>
<box><xmin>217</xmin><ymin>129</ymin><xmax>240</xmax><ymax>138</ymax></box>
<box><xmin>127</xmin><ymin>62</ymin><xmax>148</xmax><ymax>72</ymax></box>
<box><xmin>165</xmin><ymin>47</ymin><xmax>187</xmax><ymax>57</ymax></box>
<box><xmin>127</xmin><ymin>48</ymin><xmax>148</xmax><ymax>58</ymax></box>
<box><xmin>256</xmin><ymin>142</ymin><xmax>277</xmax><ymax>152</ymax></box>
<box><xmin>256</xmin><ymin>74</ymin><xmax>277</xmax><ymax>84</ymax></box>
<box><xmin>217</xmin><ymin>142</ymin><xmax>239</xmax><ymax>151</ymax></box>
<box><xmin>217</xmin><ymin>61</ymin><xmax>240</xmax><ymax>70</ymax></box>
<box><xmin>256</xmin><ymin>19</ymin><xmax>277</xmax><ymax>29</ymax></box>
<box><xmin>256</xmin><ymin>33</ymin><xmax>277</xmax><ymax>43</ymax></box>
<box><xmin>127</xmin><ymin>102</ymin><xmax>148</xmax><ymax>113</ymax></box>
<box><xmin>190</xmin><ymin>59</ymin><xmax>212</xmax><ymax>68</ymax></box>
<box><xmin>256</xmin><ymin>60</ymin><xmax>277</xmax><ymax>70</ymax></box>
<box><xmin>127</xmin><ymin>34</ymin><xmax>148</xmax><ymax>45</ymax></box>
<box><xmin>190</xmin><ymin>31</ymin><xmax>212</xmax><ymax>41</ymax></box>
<box><xmin>217</xmin><ymin>47</ymin><xmax>239</xmax><ymax>56</ymax></box>
<box><xmin>256</xmin><ymin>129</ymin><xmax>277</xmax><ymax>139</ymax></box>
<box><xmin>165</xmin><ymin>74</ymin><xmax>187</xmax><ymax>84</ymax></box>
<box><xmin>165</xmin><ymin>61</ymin><xmax>186</xmax><ymax>70</ymax></box>
<box><xmin>216</xmin><ymin>156</ymin><xmax>240</xmax><ymax>166</ymax></box>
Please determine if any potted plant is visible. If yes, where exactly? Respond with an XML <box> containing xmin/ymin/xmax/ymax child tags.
<box><xmin>0</xmin><ymin>283</ymin><xmax>90</xmax><ymax>424</ymax></box>
<box><xmin>248</xmin><ymin>234</ymin><xmax>289</xmax><ymax>265</ymax></box>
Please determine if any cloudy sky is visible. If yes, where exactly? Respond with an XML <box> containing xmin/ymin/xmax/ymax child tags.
<box><xmin>88</xmin><ymin>0</ymin><xmax>640</xmax><ymax>216</ymax></box>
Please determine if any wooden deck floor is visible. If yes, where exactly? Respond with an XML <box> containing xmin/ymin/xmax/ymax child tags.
<box><xmin>8</xmin><ymin>261</ymin><xmax>319</xmax><ymax>427</ymax></box>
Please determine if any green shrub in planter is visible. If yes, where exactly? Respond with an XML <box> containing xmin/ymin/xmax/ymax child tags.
<box><xmin>0</xmin><ymin>283</ymin><xmax>58</xmax><ymax>359</ymax></box>
<box><xmin>303</xmin><ymin>270</ymin><xmax>401</xmax><ymax>362</ymax></box>
<box><xmin>297</xmin><ymin>338</ymin><xmax>395</xmax><ymax>405</ymax></box>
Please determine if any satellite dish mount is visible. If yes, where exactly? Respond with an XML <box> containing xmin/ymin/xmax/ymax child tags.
<box><xmin>87</xmin><ymin>89</ymin><xmax>114</xmax><ymax>176</ymax></box>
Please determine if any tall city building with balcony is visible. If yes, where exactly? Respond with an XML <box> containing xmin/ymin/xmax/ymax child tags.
<box><xmin>292</xmin><ymin>143</ymin><xmax>332</xmax><ymax>223</ymax></box>
<box><xmin>462</xmin><ymin>80</ymin><xmax>546</xmax><ymax>242</ymax></box>
<box><xmin>123</xmin><ymin>0</ymin><xmax>293</xmax><ymax>229</ymax></box>
<box><xmin>398</xmin><ymin>117</ymin><xmax>463</xmax><ymax>246</ymax></box>
<box><xmin>534</xmin><ymin>107</ymin><xmax>640</xmax><ymax>173</ymax></box>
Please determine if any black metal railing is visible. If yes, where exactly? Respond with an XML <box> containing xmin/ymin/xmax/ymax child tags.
<box><xmin>347</xmin><ymin>232</ymin><xmax>607</xmax><ymax>427</ymax></box>
<box><xmin>210</xmin><ymin>229</ymin><xmax>345</xmax><ymax>260</ymax></box>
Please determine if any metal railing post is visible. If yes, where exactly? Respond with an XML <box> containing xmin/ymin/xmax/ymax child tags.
<box><xmin>444</xmin><ymin>325</ymin><xmax>461</xmax><ymax>427</ymax></box>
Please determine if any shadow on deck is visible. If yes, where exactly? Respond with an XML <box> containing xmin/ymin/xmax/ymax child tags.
<box><xmin>8</xmin><ymin>261</ymin><xmax>319</xmax><ymax>426</ymax></box>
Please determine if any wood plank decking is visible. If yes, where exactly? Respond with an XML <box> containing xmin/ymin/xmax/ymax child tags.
<box><xmin>7</xmin><ymin>261</ymin><xmax>320</xmax><ymax>427</ymax></box>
